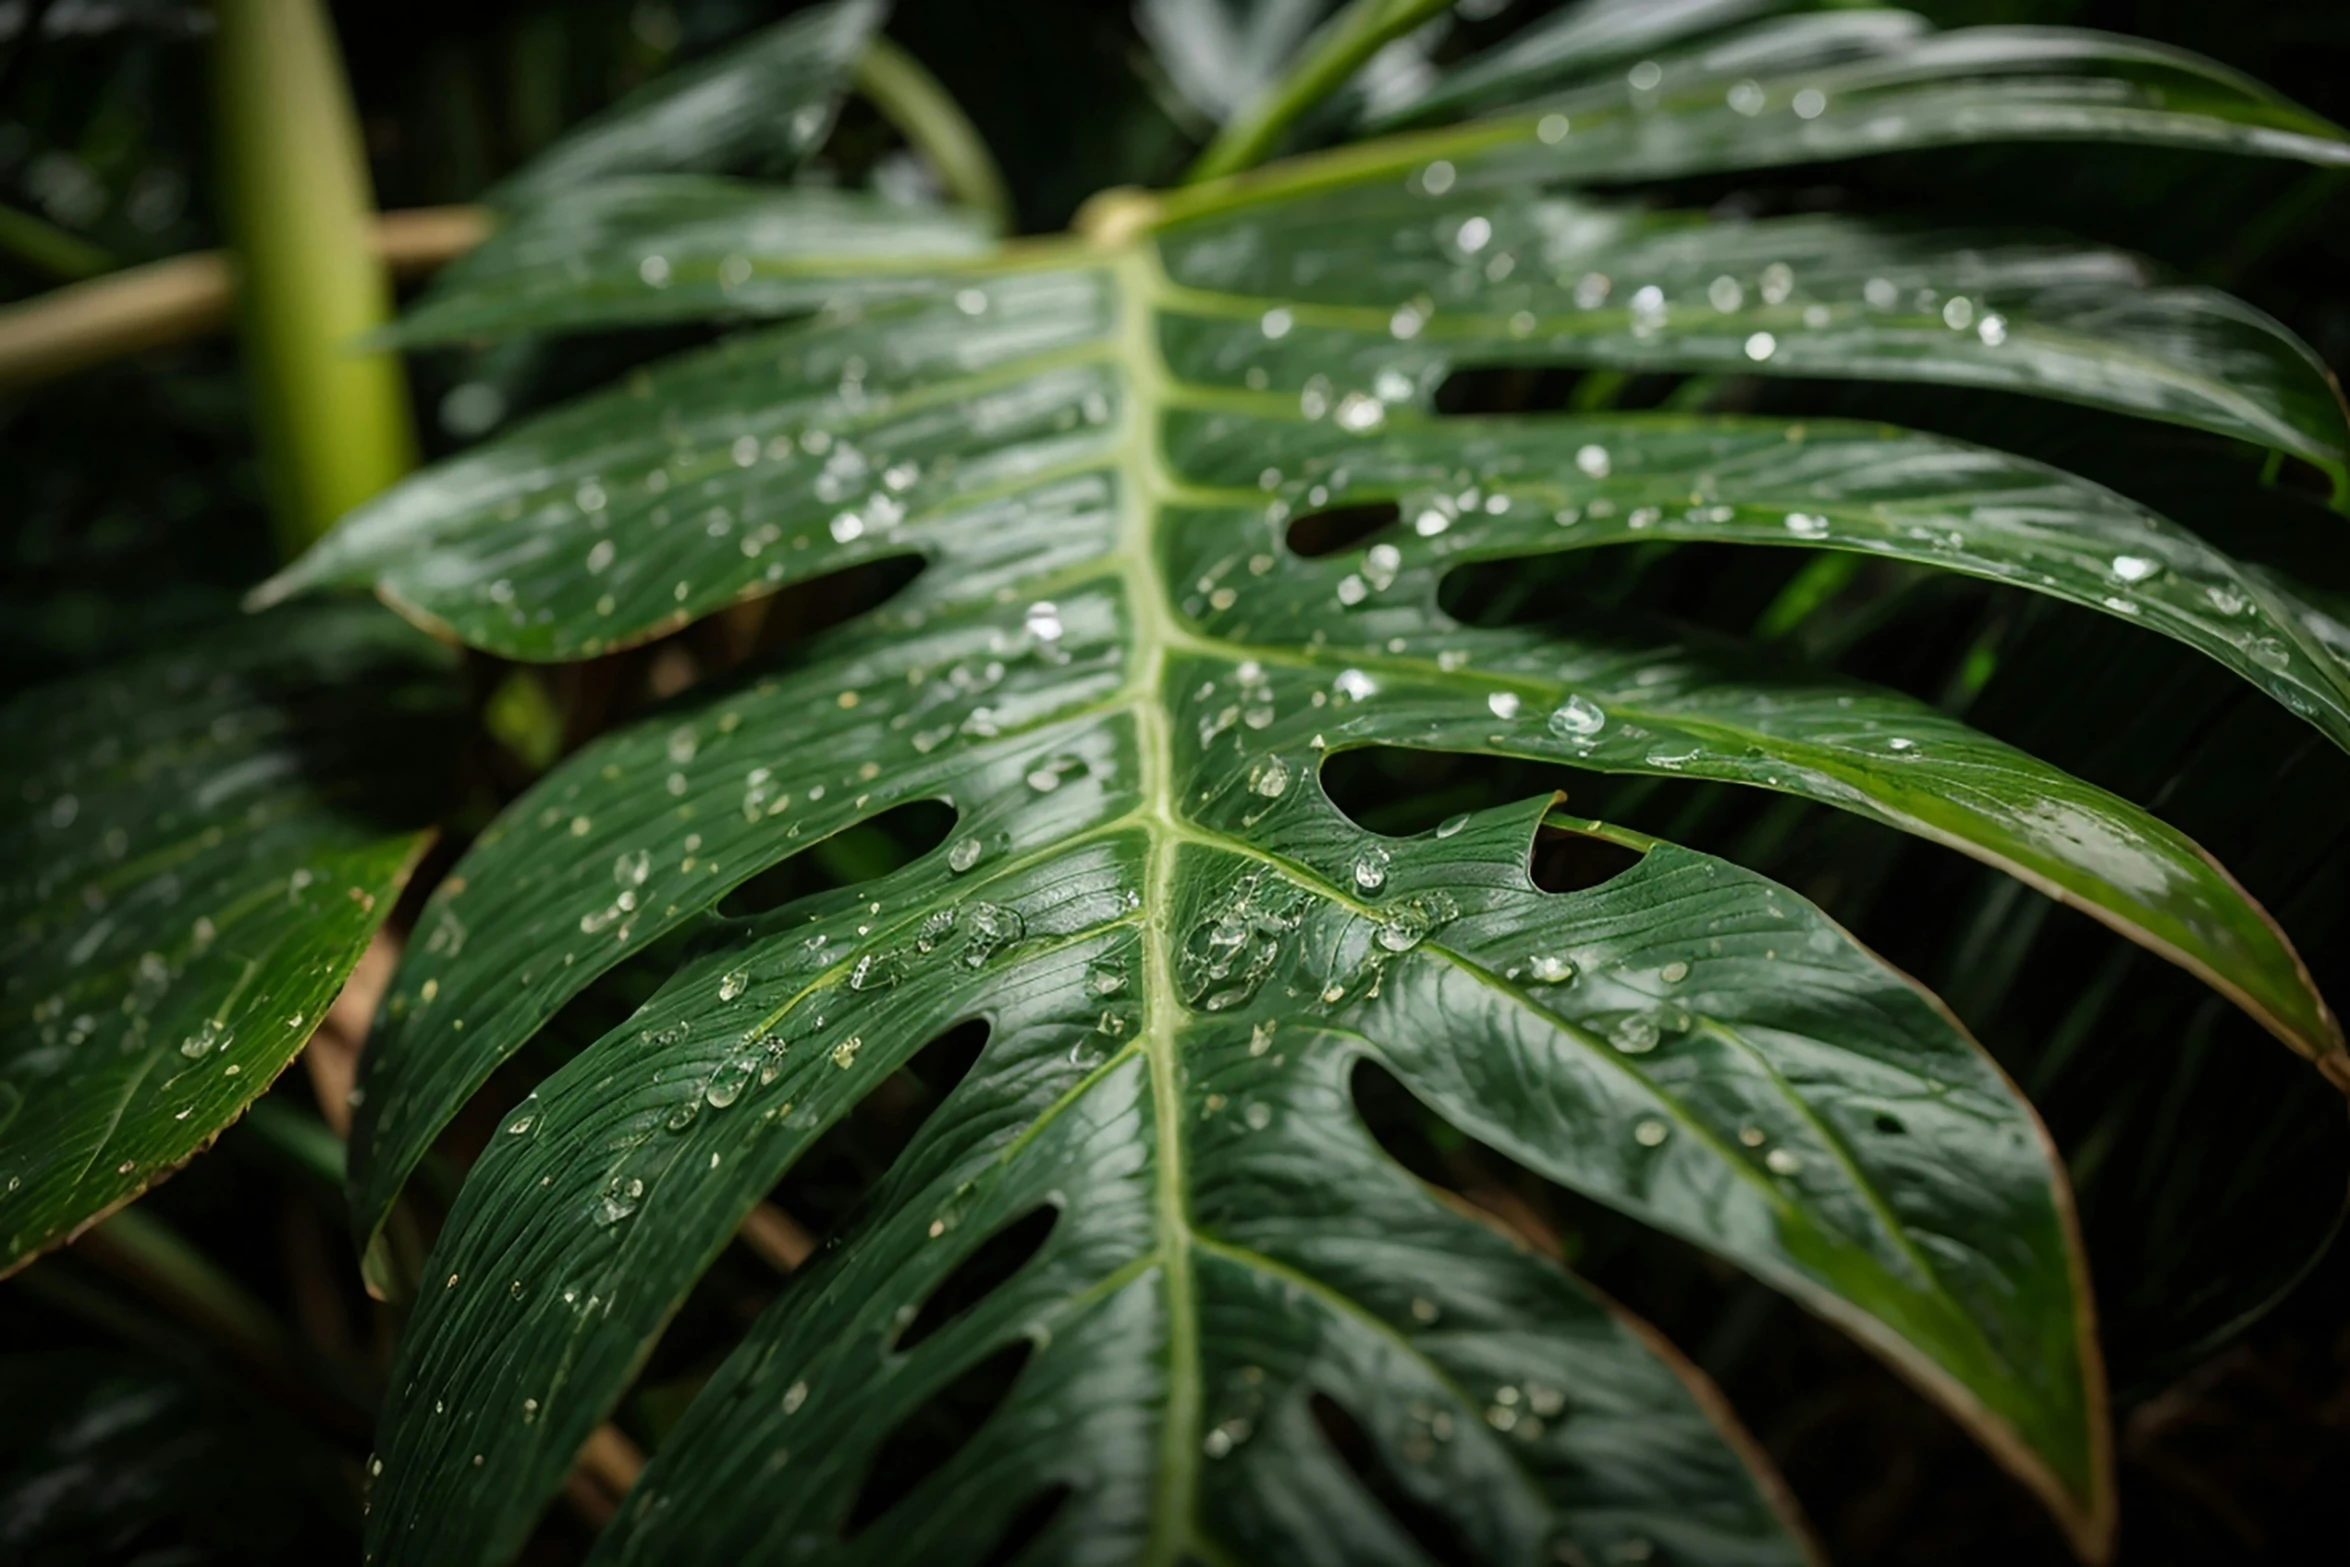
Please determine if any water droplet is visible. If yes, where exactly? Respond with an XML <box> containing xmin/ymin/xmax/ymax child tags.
<box><xmin>1353</xmin><ymin>852</ymin><xmax>1389</xmax><ymax>893</ymax></box>
<box><xmin>1528</xmin><ymin>954</ymin><xmax>1574</xmax><ymax>984</ymax></box>
<box><xmin>1744</xmin><ymin>331</ymin><xmax>1777</xmax><ymax>362</ymax></box>
<box><xmin>1783</xmin><ymin>512</ymin><xmax>1829</xmax><ymax>539</ymax></box>
<box><xmin>830</xmin><ymin>1036</ymin><xmax>864</xmax><ymax>1070</ymax></box>
<box><xmin>178</xmin><ymin>1018</ymin><xmax>230</xmax><ymax>1059</ymax></box>
<box><xmin>1250</xmin><ymin>1021</ymin><xmax>1275</xmax><ymax>1056</ymax></box>
<box><xmin>1259</xmin><ymin>307</ymin><xmax>1293</xmax><ymax>339</ymax></box>
<box><xmin>1248</xmin><ymin>757</ymin><xmax>1290</xmax><ymax>798</ymax></box>
<box><xmin>1765</xmin><ymin>1148</ymin><xmax>1803</xmax><ymax>1176</ymax></box>
<box><xmin>962</xmin><ymin>903</ymin><xmax>1025</xmax><ymax>967</ymax></box>
<box><xmin>1547</xmin><ymin>696</ymin><xmax>1605</xmax><ymax>739</ymax></box>
<box><xmin>2109</xmin><ymin>554</ymin><xmax>2160</xmax><ymax>584</ymax></box>
<box><xmin>1659</xmin><ymin>961</ymin><xmax>1689</xmax><ymax>983</ymax></box>
<box><xmin>597</xmin><ymin>1175</ymin><xmax>645</xmax><ymax>1225</ymax></box>
<box><xmin>719</xmin><ymin>968</ymin><xmax>748</xmax><ymax>1002</ymax></box>
<box><xmin>706</xmin><ymin>1054</ymin><xmax>755</xmax><ymax>1107</ymax></box>
<box><xmin>1375</xmin><ymin>908</ymin><xmax>1431</xmax><ymax>952</ymax></box>
<box><xmin>1634</xmin><ymin>1118</ymin><xmax>1670</xmax><ymax>1147</ymax></box>
<box><xmin>1575</xmin><ymin>444</ymin><xmax>1611</xmax><ymax>479</ymax></box>
<box><xmin>1611</xmin><ymin>1015</ymin><xmax>1661</xmax><ymax>1054</ymax></box>
<box><xmin>1435</xmin><ymin>813</ymin><xmax>1470</xmax><ymax>839</ymax></box>
<box><xmin>948</xmin><ymin>837</ymin><xmax>983</xmax><ymax>874</ymax></box>
<box><xmin>1793</xmin><ymin>87</ymin><xmax>1827</xmax><ymax>118</ymax></box>
<box><xmin>1487</xmin><ymin>692</ymin><xmax>1521</xmax><ymax>720</ymax></box>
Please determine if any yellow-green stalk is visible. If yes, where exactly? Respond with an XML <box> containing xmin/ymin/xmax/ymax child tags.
<box><xmin>215</xmin><ymin>0</ymin><xmax>417</xmax><ymax>559</ymax></box>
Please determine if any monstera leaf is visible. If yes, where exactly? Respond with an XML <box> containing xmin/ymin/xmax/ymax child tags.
<box><xmin>0</xmin><ymin>604</ymin><xmax>460</xmax><ymax>1277</ymax></box>
<box><xmin>254</xmin><ymin>3</ymin><xmax>2350</xmax><ymax>1563</ymax></box>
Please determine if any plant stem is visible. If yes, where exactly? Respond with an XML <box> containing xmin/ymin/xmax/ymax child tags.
<box><xmin>1184</xmin><ymin>0</ymin><xmax>1456</xmax><ymax>184</ymax></box>
<box><xmin>0</xmin><ymin>200</ymin><xmax>114</xmax><ymax>280</ymax></box>
<box><xmin>0</xmin><ymin>208</ymin><xmax>484</xmax><ymax>393</ymax></box>
<box><xmin>852</xmin><ymin>35</ymin><xmax>1015</xmax><ymax>233</ymax></box>
<box><xmin>214</xmin><ymin>0</ymin><xmax>419</xmax><ymax>558</ymax></box>
<box><xmin>80</xmin><ymin>1206</ymin><xmax>293</xmax><ymax>1375</ymax></box>
<box><xmin>240</xmin><ymin>1096</ymin><xmax>350</xmax><ymax>1190</ymax></box>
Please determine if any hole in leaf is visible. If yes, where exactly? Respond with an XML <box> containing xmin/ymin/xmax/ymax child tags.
<box><xmin>1431</xmin><ymin>365</ymin><xmax>1693</xmax><ymax>417</ymax></box>
<box><xmin>1347</xmin><ymin>1057</ymin><xmax>1573</xmax><ymax>1264</ymax></box>
<box><xmin>1437</xmin><ymin>542</ymin><xmax>1825</xmax><ymax>638</ymax></box>
<box><xmin>844</xmin><ymin>1338</ymin><xmax>1034</xmax><ymax>1536</ymax></box>
<box><xmin>767</xmin><ymin>1020</ymin><xmax>989</xmax><ymax>1241</ymax></box>
<box><xmin>716</xmin><ymin>799</ymin><xmax>957</xmax><ymax>917</ymax></box>
<box><xmin>973</xmin><ymin>1483</ymin><xmax>1073</xmax><ymax>1567</ymax></box>
<box><xmin>555</xmin><ymin>554</ymin><xmax>928</xmax><ymax>739</ymax></box>
<box><xmin>1308</xmin><ymin>1390</ymin><xmax>1476</xmax><ymax>1565</ymax></box>
<box><xmin>896</xmin><ymin>1205</ymin><xmax>1060</xmax><ymax>1353</ymax></box>
<box><xmin>745</xmin><ymin>554</ymin><xmax>927</xmax><ymax>660</ymax></box>
<box><xmin>1285</xmin><ymin>500</ymin><xmax>1399</xmax><ymax>559</ymax></box>
<box><xmin>1528</xmin><ymin>820</ymin><xmax>1646</xmax><ymax>894</ymax></box>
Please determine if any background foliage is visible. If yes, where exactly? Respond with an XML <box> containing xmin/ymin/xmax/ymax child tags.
<box><xmin>2</xmin><ymin>2</ymin><xmax>2347</xmax><ymax>1563</ymax></box>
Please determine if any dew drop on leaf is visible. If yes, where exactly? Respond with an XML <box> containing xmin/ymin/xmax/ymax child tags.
<box><xmin>1547</xmin><ymin>696</ymin><xmax>1606</xmax><ymax>739</ymax></box>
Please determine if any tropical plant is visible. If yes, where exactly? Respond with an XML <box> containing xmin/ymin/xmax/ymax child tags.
<box><xmin>6</xmin><ymin>1</ymin><xmax>2350</xmax><ymax>1564</ymax></box>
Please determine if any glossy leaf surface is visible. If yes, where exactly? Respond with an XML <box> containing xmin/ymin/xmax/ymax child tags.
<box><xmin>0</xmin><ymin>604</ymin><xmax>460</xmax><ymax>1275</ymax></box>
<box><xmin>377</xmin><ymin>182</ymin><xmax>997</xmax><ymax>345</ymax></box>
<box><xmin>1344</xmin><ymin>14</ymin><xmax>2350</xmax><ymax>176</ymax></box>
<box><xmin>295</xmin><ymin>18</ymin><xmax>2350</xmax><ymax>1566</ymax></box>
<box><xmin>484</xmin><ymin>0</ymin><xmax>884</xmax><ymax>206</ymax></box>
<box><xmin>327</xmin><ymin>241</ymin><xmax>2207</xmax><ymax>1563</ymax></box>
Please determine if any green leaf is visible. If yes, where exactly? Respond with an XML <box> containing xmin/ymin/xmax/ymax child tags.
<box><xmin>297</xmin><ymin>31</ymin><xmax>2350</xmax><ymax>1565</ymax></box>
<box><xmin>376</xmin><ymin>182</ymin><xmax>997</xmax><ymax>346</ymax></box>
<box><xmin>330</xmin><ymin>257</ymin><xmax>2159</xmax><ymax>1565</ymax></box>
<box><xmin>1366</xmin><ymin>0</ymin><xmax>1828</xmax><ymax>128</ymax></box>
<box><xmin>270</xmin><ymin>208</ymin><xmax>2345</xmax><ymax>1068</ymax></box>
<box><xmin>485</xmin><ymin>0</ymin><xmax>887</xmax><ymax>207</ymax></box>
<box><xmin>1203</xmin><ymin>22</ymin><xmax>2350</xmax><ymax>208</ymax></box>
<box><xmin>0</xmin><ymin>604</ymin><xmax>461</xmax><ymax>1275</ymax></box>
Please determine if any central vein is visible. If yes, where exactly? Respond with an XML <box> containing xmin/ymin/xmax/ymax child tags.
<box><xmin>1112</xmin><ymin>243</ymin><xmax>1203</xmax><ymax>1560</ymax></box>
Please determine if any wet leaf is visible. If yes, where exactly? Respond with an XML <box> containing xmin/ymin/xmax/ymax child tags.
<box><xmin>382</xmin><ymin>181</ymin><xmax>997</xmax><ymax>345</ymax></box>
<box><xmin>291</xmin><ymin>18</ymin><xmax>2350</xmax><ymax>1565</ymax></box>
<box><xmin>0</xmin><ymin>604</ymin><xmax>461</xmax><ymax>1275</ymax></box>
<box><xmin>485</xmin><ymin>0</ymin><xmax>885</xmax><ymax>206</ymax></box>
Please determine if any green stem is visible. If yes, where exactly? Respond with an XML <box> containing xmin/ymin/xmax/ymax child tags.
<box><xmin>239</xmin><ymin>1096</ymin><xmax>349</xmax><ymax>1190</ymax></box>
<box><xmin>1184</xmin><ymin>0</ymin><xmax>1455</xmax><ymax>184</ymax></box>
<box><xmin>852</xmin><ymin>36</ymin><xmax>1016</xmax><ymax>234</ymax></box>
<box><xmin>0</xmin><ymin>201</ymin><xmax>114</xmax><ymax>281</ymax></box>
<box><xmin>214</xmin><ymin>0</ymin><xmax>418</xmax><ymax>560</ymax></box>
<box><xmin>81</xmin><ymin>1207</ymin><xmax>300</xmax><ymax>1377</ymax></box>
